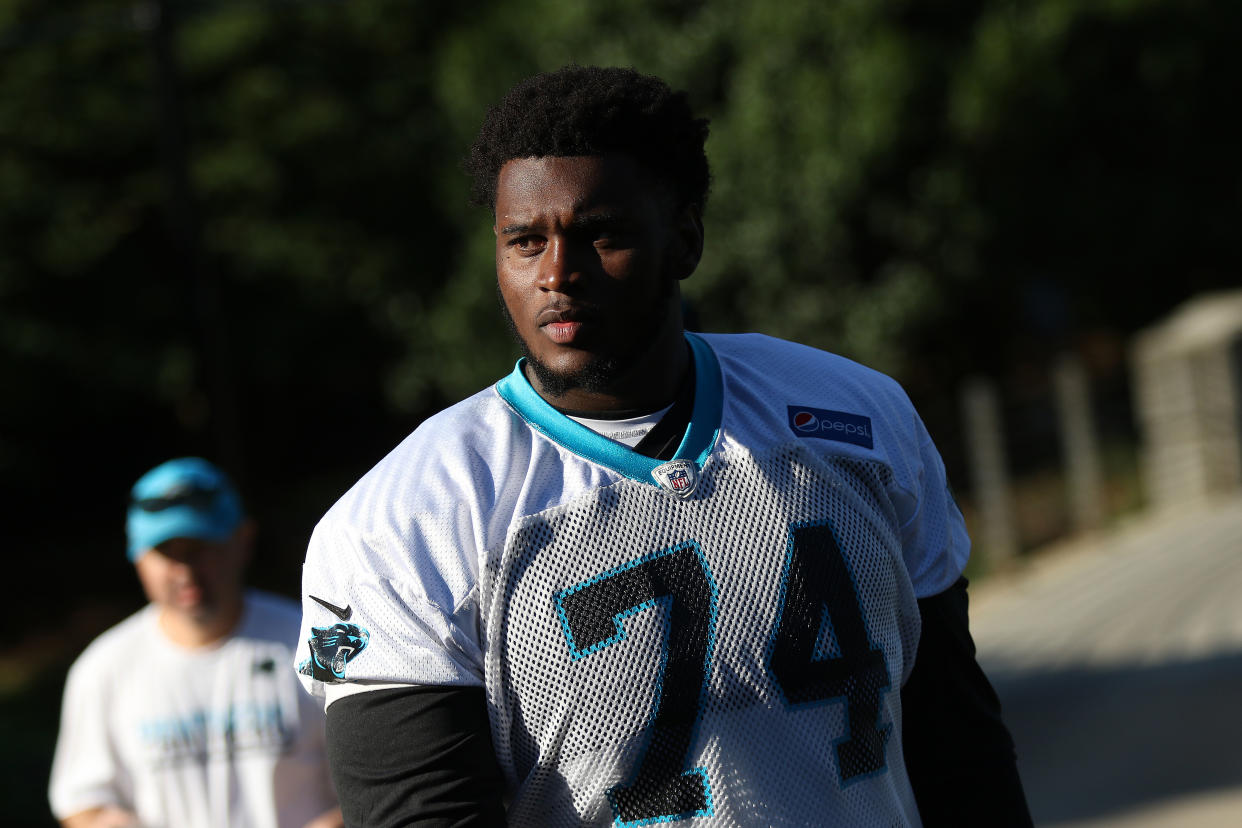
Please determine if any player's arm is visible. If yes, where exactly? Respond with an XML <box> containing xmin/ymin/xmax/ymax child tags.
<box><xmin>325</xmin><ymin>685</ymin><xmax>506</xmax><ymax>827</ymax></box>
<box><xmin>901</xmin><ymin>576</ymin><xmax>1033</xmax><ymax>827</ymax></box>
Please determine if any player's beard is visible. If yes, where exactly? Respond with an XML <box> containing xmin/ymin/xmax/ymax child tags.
<box><xmin>498</xmin><ymin>284</ymin><xmax>673</xmax><ymax>400</ymax></box>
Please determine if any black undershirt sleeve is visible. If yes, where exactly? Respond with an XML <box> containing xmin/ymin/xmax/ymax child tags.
<box><xmin>901</xmin><ymin>576</ymin><xmax>1033</xmax><ymax>827</ymax></box>
<box><xmin>326</xmin><ymin>685</ymin><xmax>507</xmax><ymax>827</ymax></box>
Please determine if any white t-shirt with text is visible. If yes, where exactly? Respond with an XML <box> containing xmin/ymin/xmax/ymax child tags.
<box><xmin>50</xmin><ymin>590</ymin><xmax>336</xmax><ymax>828</ymax></box>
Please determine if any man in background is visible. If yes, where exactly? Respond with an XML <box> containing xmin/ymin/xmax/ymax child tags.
<box><xmin>49</xmin><ymin>457</ymin><xmax>342</xmax><ymax>828</ymax></box>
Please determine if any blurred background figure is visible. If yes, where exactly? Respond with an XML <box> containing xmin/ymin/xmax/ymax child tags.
<box><xmin>48</xmin><ymin>458</ymin><xmax>342</xmax><ymax>828</ymax></box>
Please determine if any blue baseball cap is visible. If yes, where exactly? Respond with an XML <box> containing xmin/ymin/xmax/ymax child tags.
<box><xmin>126</xmin><ymin>457</ymin><xmax>243</xmax><ymax>561</ymax></box>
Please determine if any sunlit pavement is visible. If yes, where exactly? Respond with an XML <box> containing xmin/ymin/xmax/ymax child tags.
<box><xmin>969</xmin><ymin>495</ymin><xmax>1242</xmax><ymax>827</ymax></box>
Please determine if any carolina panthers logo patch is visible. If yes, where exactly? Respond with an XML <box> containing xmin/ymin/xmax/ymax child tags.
<box><xmin>297</xmin><ymin>623</ymin><xmax>370</xmax><ymax>682</ymax></box>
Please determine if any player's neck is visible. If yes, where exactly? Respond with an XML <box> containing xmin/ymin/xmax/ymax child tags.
<box><xmin>157</xmin><ymin>597</ymin><xmax>244</xmax><ymax>648</ymax></box>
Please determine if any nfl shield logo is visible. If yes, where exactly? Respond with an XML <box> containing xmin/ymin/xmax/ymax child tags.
<box><xmin>651</xmin><ymin>459</ymin><xmax>699</xmax><ymax>499</ymax></box>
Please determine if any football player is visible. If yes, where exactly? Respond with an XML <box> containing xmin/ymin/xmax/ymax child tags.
<box><xmin>298</xmin><ymin>65</ymin><xmax>1031</xmax><ymax>827</ymax></box>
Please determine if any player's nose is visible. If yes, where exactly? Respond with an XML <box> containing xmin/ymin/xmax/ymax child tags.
<box><xmin>536</xmin><ymin>236</ymin><xmax>587</xmax><ymax>292</ymax></box>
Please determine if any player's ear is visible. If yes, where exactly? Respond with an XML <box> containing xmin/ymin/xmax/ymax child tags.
<box><xmin>667</xmin><ymin>206</ymin><xmax>704</xmax><ymax>282</ymax></box>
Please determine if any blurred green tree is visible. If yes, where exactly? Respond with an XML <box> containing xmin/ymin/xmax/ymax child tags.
<box><xmin>1</xmin><ymin>0</ymin><xmax>1239</xmax><ymax>608</ymax></box>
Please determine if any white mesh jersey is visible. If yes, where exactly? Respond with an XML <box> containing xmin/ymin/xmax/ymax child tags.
<box><xmin>50</xmin><ymin>590</ymin><xmax>337</xmax><ymax>828</ymax></box>
<box><xmin>298</xmin><ymin>333</ymin><xmax>970</xmax><ymax>828</ymax></box>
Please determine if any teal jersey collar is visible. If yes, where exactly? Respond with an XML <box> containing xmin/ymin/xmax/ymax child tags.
<box><xmin>496</xmin><ymin>333</ymin><xmax>723</xmax><ymax>484</ymax></box>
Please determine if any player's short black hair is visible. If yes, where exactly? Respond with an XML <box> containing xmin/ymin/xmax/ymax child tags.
<box><xmin>465</xmin><ymin>65</ymin><xmax>711</xmax><ymax>215</ymax></box>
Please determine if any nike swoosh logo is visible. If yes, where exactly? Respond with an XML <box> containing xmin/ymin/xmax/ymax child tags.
<box><xmin>309</xmin><ymin>594</ymin><xmax>352</xmax><ymax>621</ymax></box>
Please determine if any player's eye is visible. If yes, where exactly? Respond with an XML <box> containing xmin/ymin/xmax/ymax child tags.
<box><xmin>510</xmin><ymin>235</ymin><xmax>546</xmax><ymax>254</ymax></box>
<box><xmin>590</xmin><ymin>223</ymin><xmax>635</xmax><ymax>250</ymax></box>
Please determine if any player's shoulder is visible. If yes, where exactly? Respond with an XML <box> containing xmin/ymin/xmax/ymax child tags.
<box><xmin>699</xmin><ymin>332</ymin><xmax>912</xmax><ymax>408</ymax></box>
<box><xmin>695</xmin><ymin>331</ymin><xmax>930</xmax><ymax>466</ymax></box>
<box><xmin>312</xmin><ymin>382</ymin><xmax>525</xmax><ymax>544</ymax></box>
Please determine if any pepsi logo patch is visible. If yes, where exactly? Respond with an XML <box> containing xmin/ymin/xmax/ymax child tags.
<box><xmin>651</xmin><ymin>459</ymin><xmax>700</xmax><ymax>499</ymax></box>
<box><xmin>787</xmin><ymin>405</ymin><xmax>873</xmax><ymax>449</ymax></box>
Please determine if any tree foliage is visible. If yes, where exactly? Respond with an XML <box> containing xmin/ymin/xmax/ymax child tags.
<box><xmin>2</xmin><ymin>0</ymin><xmax>1240</xmax><ymax>604</ymax></box>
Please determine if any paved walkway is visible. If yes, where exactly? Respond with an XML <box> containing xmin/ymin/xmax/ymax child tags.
<box><xmin>969</xmin><ymin>495</ymin><xmax>1242</xmax><ymax>827</ymax></box>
